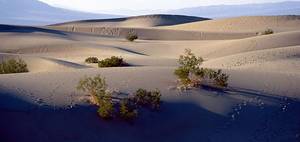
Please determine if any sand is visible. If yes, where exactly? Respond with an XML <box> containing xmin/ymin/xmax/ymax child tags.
<box><xmin>0</xmin><ymin>15</ymin><xmax>300</xmax><ymax>142</ymax></box>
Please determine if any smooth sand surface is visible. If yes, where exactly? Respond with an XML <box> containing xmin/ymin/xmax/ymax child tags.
<box><xmin>0</xmin><ymin>15</ymin><xmax>300</xmax><ymax>142</ymax></box>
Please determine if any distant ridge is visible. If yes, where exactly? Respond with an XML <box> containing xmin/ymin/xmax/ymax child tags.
<box><xmin>166</xmin><ymin>1</ymin><xmax>300</xmax><ymax>18</ymax></box>
<box><xmin>0</xmin><ymin>0</ymin><xmax>120</xmax><ymax>26</ymax></box>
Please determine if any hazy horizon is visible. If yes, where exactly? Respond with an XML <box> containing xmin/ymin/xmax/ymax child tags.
<box><xmin>39</xmin><ymin>0</ymin><xmax>300</xmax><ymax>15</ymax></box>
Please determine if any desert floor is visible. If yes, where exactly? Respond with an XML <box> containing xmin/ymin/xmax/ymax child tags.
<box><xmin>0</xmin><ymin>15</ymin><xmax>300</xmax><ymax>142</ymax></box>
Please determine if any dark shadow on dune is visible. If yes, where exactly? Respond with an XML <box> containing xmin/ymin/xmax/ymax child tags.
<box><xmin>0</xmin><ymin>24</ymin><xmax>68</xmax><ymax>35</ymax></box>
<box><xmin>95</xmin><ymin>44</ymin><xmax>148</xmax><ymax>56</ymax></box>
<box><xmin>200</xmin><ymin>84</ymin><xmax>300</xmax><ymax>102</ymax></box>
<box><xmin>1</xmin><ymin>89</ymin><xmax>300</xmax><ymax>142</ymax></box>
<box><xmin>42</xmin><ymin>57</ymin><xmax>91</xmax><ymax>69</ymax></box>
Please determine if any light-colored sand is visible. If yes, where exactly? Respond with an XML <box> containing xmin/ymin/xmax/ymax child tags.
<box><xmin>0</xmin><ymin>15</ymin><xmax>300</xmax><ymax>142</ymax></box>
<box><xmin>163</xmin><ymin>15</ymin><xmax>300</xmax><ymax>33</ymax></box>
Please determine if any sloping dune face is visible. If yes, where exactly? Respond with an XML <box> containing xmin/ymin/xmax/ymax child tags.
<box><xmin>163</xmin><ymin>15</ymin><xmax>300</xmax><ymax>32</ymax></box>
<box><xmin>48</xmin><ymin>15</ymin><xmax>260</xmax><ymax>40</ymax></box>
<box><xmin>1</xmin><ymin>15</ymin><xmax>300</xmax><ymax>142</ymax></box>
<box><xmin>51</xmin><ymin>14</ymin><xmax>209</xmax><ymax>27</ymax></box>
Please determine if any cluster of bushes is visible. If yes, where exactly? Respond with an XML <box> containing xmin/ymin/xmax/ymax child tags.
<box><xmin>0</xmin><ymin>58</ymin><xmax>29</xmax><ymax>74</ymax></box>
<box><xmin>126</xmin><ymin>33</ymin><xmax>138</xmax><ymax>42</ymax></box>
<box><xmin>77</xmin><ymin>75</ymin><xmax>161</xmax><ymax>121</ymax></box>
<box><xmin>98</xmin><ymin>56</ymin><xmax>125</xmax><ymax>68</ymax></box>
<box><xmin>84</xmin><ymin>56</ymin><xmax>126</xmax><ymax>68</ymax></box>
<box><xmin>257</xmin><ymin>29</ymin><xmax>274</xmax><ymax>35</ymax></box>
<box><xmin>174</xmin><ymin>49</ymin><xmax>229</xmax><ymax>89</ymax></box>
<box><xmin>85</xmin><ymin>57</ymin><xmax>99</xmax><ymax>64</ymax></box>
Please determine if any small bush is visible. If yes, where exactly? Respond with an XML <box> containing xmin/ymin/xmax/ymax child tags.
<box><xmin>178</xmin><ymin>49</ymin><xmax>204</xmax><ymax>72</ymax></box>
<box><xmin>0</xmin><ymin>58</ymin><xmax>29</xmax><ymax>74</ymax></box>
<box><xmin>98</xmin><ymin>56</ymin><xmax>125</xmax><ymax>68</ymax></box>
<box><xmin>98</xmin><ymin>97</ymin><xmax>114</xmax><ymax>120</ymax></box>
<box><xmin>133</xmin><ymin>88</ymin><xmax>162</xmax><ymax>110</ymax></box>
<box><xmin>85</xmin><ymin>57</ymin><xmax>99</xmax><ymax>64</ymax></box>
<box><xmin>174</xmin><ymin>67</ymin><xmax>191</xmax><ymax>86</ymax></box>
<box><xmin>77</xmin><ymin>75</ymin><xmax>162</xmax><ymax>122</ymax></box>
<box><xmin>194</xmin><ymin>68</ymin><xmax>229</xmax><ymax>88</ymax></box>
<box><xmin>77</xmin><ymin>75</ymin><xmax>109</xmax><ymax>106</ymax></box>
<box><xmin>263</xmin><ymin>29</ymin><xmax>274</xmax><ymax>35</ymax></box>
<box><xmin>258</xmin><ymin>29</ymin><xmax>274</xmax><ymax>35</ymax></box>
<box><xmin>126</xmin><ymin>34</ymin><xmax>138</xmax><ymax>42</ymax></box>
<box><xmin>174</xmin><ymin>49</ymin><xmax>229</xmax><ymax>89</ymax></box>
<box><xmin>119</xmin><ymin>99</ymin><xmax>138</xmax><ymax>121</ymax></box>
<box><xmin>149</xmin><ymin>90</ymin><xmax>162</xmax><ymax>110</ymax></box>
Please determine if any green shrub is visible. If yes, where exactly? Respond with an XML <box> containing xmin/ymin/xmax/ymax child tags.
<box><xmin>174</xmin><ymin>49</ymin><xmax>229</xmax><ymax>89</ymax></box>
<box><xmin>98</xmin><ymin>97</ymin><xmax>114</xmax><ymax>120</ymax></box>
<box><xmin>149</xmin><ymin>89</ymin><xmax>162</xmax><ymax>110</ymax></box>
<box><xmin>178</xmin><ymin>49</ymin><xmax>204</xmax><ymax>72</ymax></box>
<box><xmin>134</xmin><ymin>89</ymin><xmax>149</xmax><ymax>105</ymax></box>
<box><xmin>119</xmin><ymin>99</ymin><xmax>138</xmax><ymax>121</ymax></box>
<box><xmin>0</xmin><ymin>58</ymin><xmax>29</xmax><ymax>74</ymax></box>
<box><xmin>133</xmin><ymin>88</ymin><xmax>162</xmax><ymax>110</ymax></box>
<box><xmin>174</xmin><ymin>67</ymin><xmax>191</xmax><ymax>86</ymax></box>
<box><xmin>126</xmin><ymin>33</ymin><xmax>138</xmax><ymax>42</ymax></box>
<box><xmin>77</xmin><ymin>75</ymin><xmax>109</xmax><ymax>105</ymax></box>
<box><xmin>213</xmin><ymin>70</ymin><xmax>229</xmax><ymax>87</ymax></box>
<box><xmin>85</xmin><ymin>57</ymin><xmax>99</xmax><ymax>64</ymax></box>
<box><xmin>76</xmin><ymin>75</ymin><xmax>162</xmax><ymax>121</ymax></box>
<box><xmin>98</xmin><ymin>56</ymin><xmax>125</xmax><ymax>68</ymax></box>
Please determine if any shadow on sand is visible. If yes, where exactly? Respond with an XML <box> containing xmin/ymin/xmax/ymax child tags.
<box><xmin>0</xmin><ymin>88</ymin><xmax>299</xmax><ymax>142</ymax></box>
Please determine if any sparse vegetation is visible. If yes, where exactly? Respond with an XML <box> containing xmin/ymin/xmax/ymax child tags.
<box><xmin>126</xmin><ymin>33</ymin><xmax>138</xmax><ymax>42</ymax></box>
<box><xmin>119</xmin><ymin>99</ymin><xmax>138</xmax><ymax>121</ymax></box>
<box><xmin>174</xmin><ymin>49</ymin><xmax>229</xmax><ymax>89</ymax></box>
<box><xmin>98</xmin><ymin>96</ymin><xmax>114</xmax><ymax>119</ymax></box>
<box><xmin>77</xmin><ymin>75</ymin><xmax>162</xmax><ymax>121</ymax></box>
<box><xmin>77</xmin><ymin>75</ymin><xmax>109</xmax><ymax>106</ymax></box>
<box><xmin>98</xmin><ymin>56</ymin><xmax>126</xmax><ymax>68</ymax></box>
<box><xmin>263</xmin><ymin>29</ymin><xmax>274</xmax><ymax>35</ymax></box>
<box><xmin>133</xmin><ymin>88</ymin><xmax>162</xmax><ymax>110</ymax></box>
<box><xmin>85</xmin><ymin>57</ymin><xmax>99</xmax><ymax>64</ymax></box>
<box><xmin>257</xmin><ymin>29</ymin><xmax>274</xmax><ymax>35</ymax></box>
<box><xmin>0</xmin><ymin>58</ymin><xmax>29</xmax><ymax>74</ymax></box>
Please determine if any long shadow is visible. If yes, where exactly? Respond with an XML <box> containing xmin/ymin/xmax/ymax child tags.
<box><xmin>94</xmin><ymin>43</ymin><xmax>148</xmax><ymax>56</ymax></box>
<box><xmin>1</xmin><ymin>89</ymin><xmax>299</xmax><ymax>142</ymax></box>
<box><xmin>0</xmin><ymin>24</ymin><xmax>68</xmax><ymax>36</ymax></box>
<box><xmin>200</xmin><ymin>84</ymin><xmax>300</xmax><ymax>102</ymax></box>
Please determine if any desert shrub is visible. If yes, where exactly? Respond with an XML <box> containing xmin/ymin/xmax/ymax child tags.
<box><xmin>98</xmin><ymin>96</ymin><xmax>114</xmax><ymax>119</ymax></box>
<box><xmin>194</xmin><ymin>68</ymin><xmax>229</xmax><ymax>88</ymax></box>
<box><xmin>258</xmin><ymin>29</ymin><xmax>274</xmax><ymax>35</ymax></box>
<box><xmin>174</xmin><ymin>49</ymin><xmax>203</xmax><ymax>88</ymax></box>
<box><xmin>119</xmin><ymin>99</ymin><xmax>138</xmax><ymax>121</ymax></box>
<box><xmin>85</xmin><ymin>57</ymin><xmax>99</xmax><ymax>64</ymax></box>
<box><xmin>126</xmin><ymin>33</ymin><xmax>138</xmax><ymax>42</ymax></box>
<box><xmin>148</xmin><ymin>89</ymin><xmax>162</xmax><ymax>110</ymax></box>
<box><xmin>77</xmin><ymin>75</ymin><xmax>109</xmax><ymax>105</ymax></box>
<box><xmin>174</xmin><ymin>49</ymin><xmax>229</xmax><ymax>89</ymax></box>
<box><xmin>263</xmin><ymin>29</ymin><xmax>274</xmax><ymax>35</ymax></box>
<box><xmin>77</xmin><ymin>75</ymin><xmax>162</xmax><ymax>121</ymax></box>
<box><xmin>77</xmin><ymin>75</ymin><xmax>116</xmax><ymax>119</ymax></box>
<box><xmin>174</xmin><ymin>67</ymin><xmax>191</xmax><ymax>86</ymax></box>
<box><xmin>178</xmin><ymin>49</ymin><xmax>204</xmax><ymax>72</ymax></box>
<box><xmin>133</xmin><ymin>88</ymin><xmax>162</xmax><ymax>110</ymax></box>
<box><xmin>0</xmin><ymin>58</ymin><xmax>29</xmax><ymax>74</ymax></box>
<box><xmin>98</xmin><ymin>56</ymin><xmax>125</xmax><ymax>68</ymax></box>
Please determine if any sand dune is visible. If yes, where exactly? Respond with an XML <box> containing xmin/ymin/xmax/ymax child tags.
<box><xmin>51</xmin><ymin>14</ymin><xmax>209</xmax><ymax>28</ymax></box>
<box><xmin>1</xmin><ymin>15</ymin><xmax>300</xmax><ymax>142</ymax></box>
<box><xmin>163</xmin><ymin>15</ymin><xmax>300</xmax><ymax>33</ymax></box>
